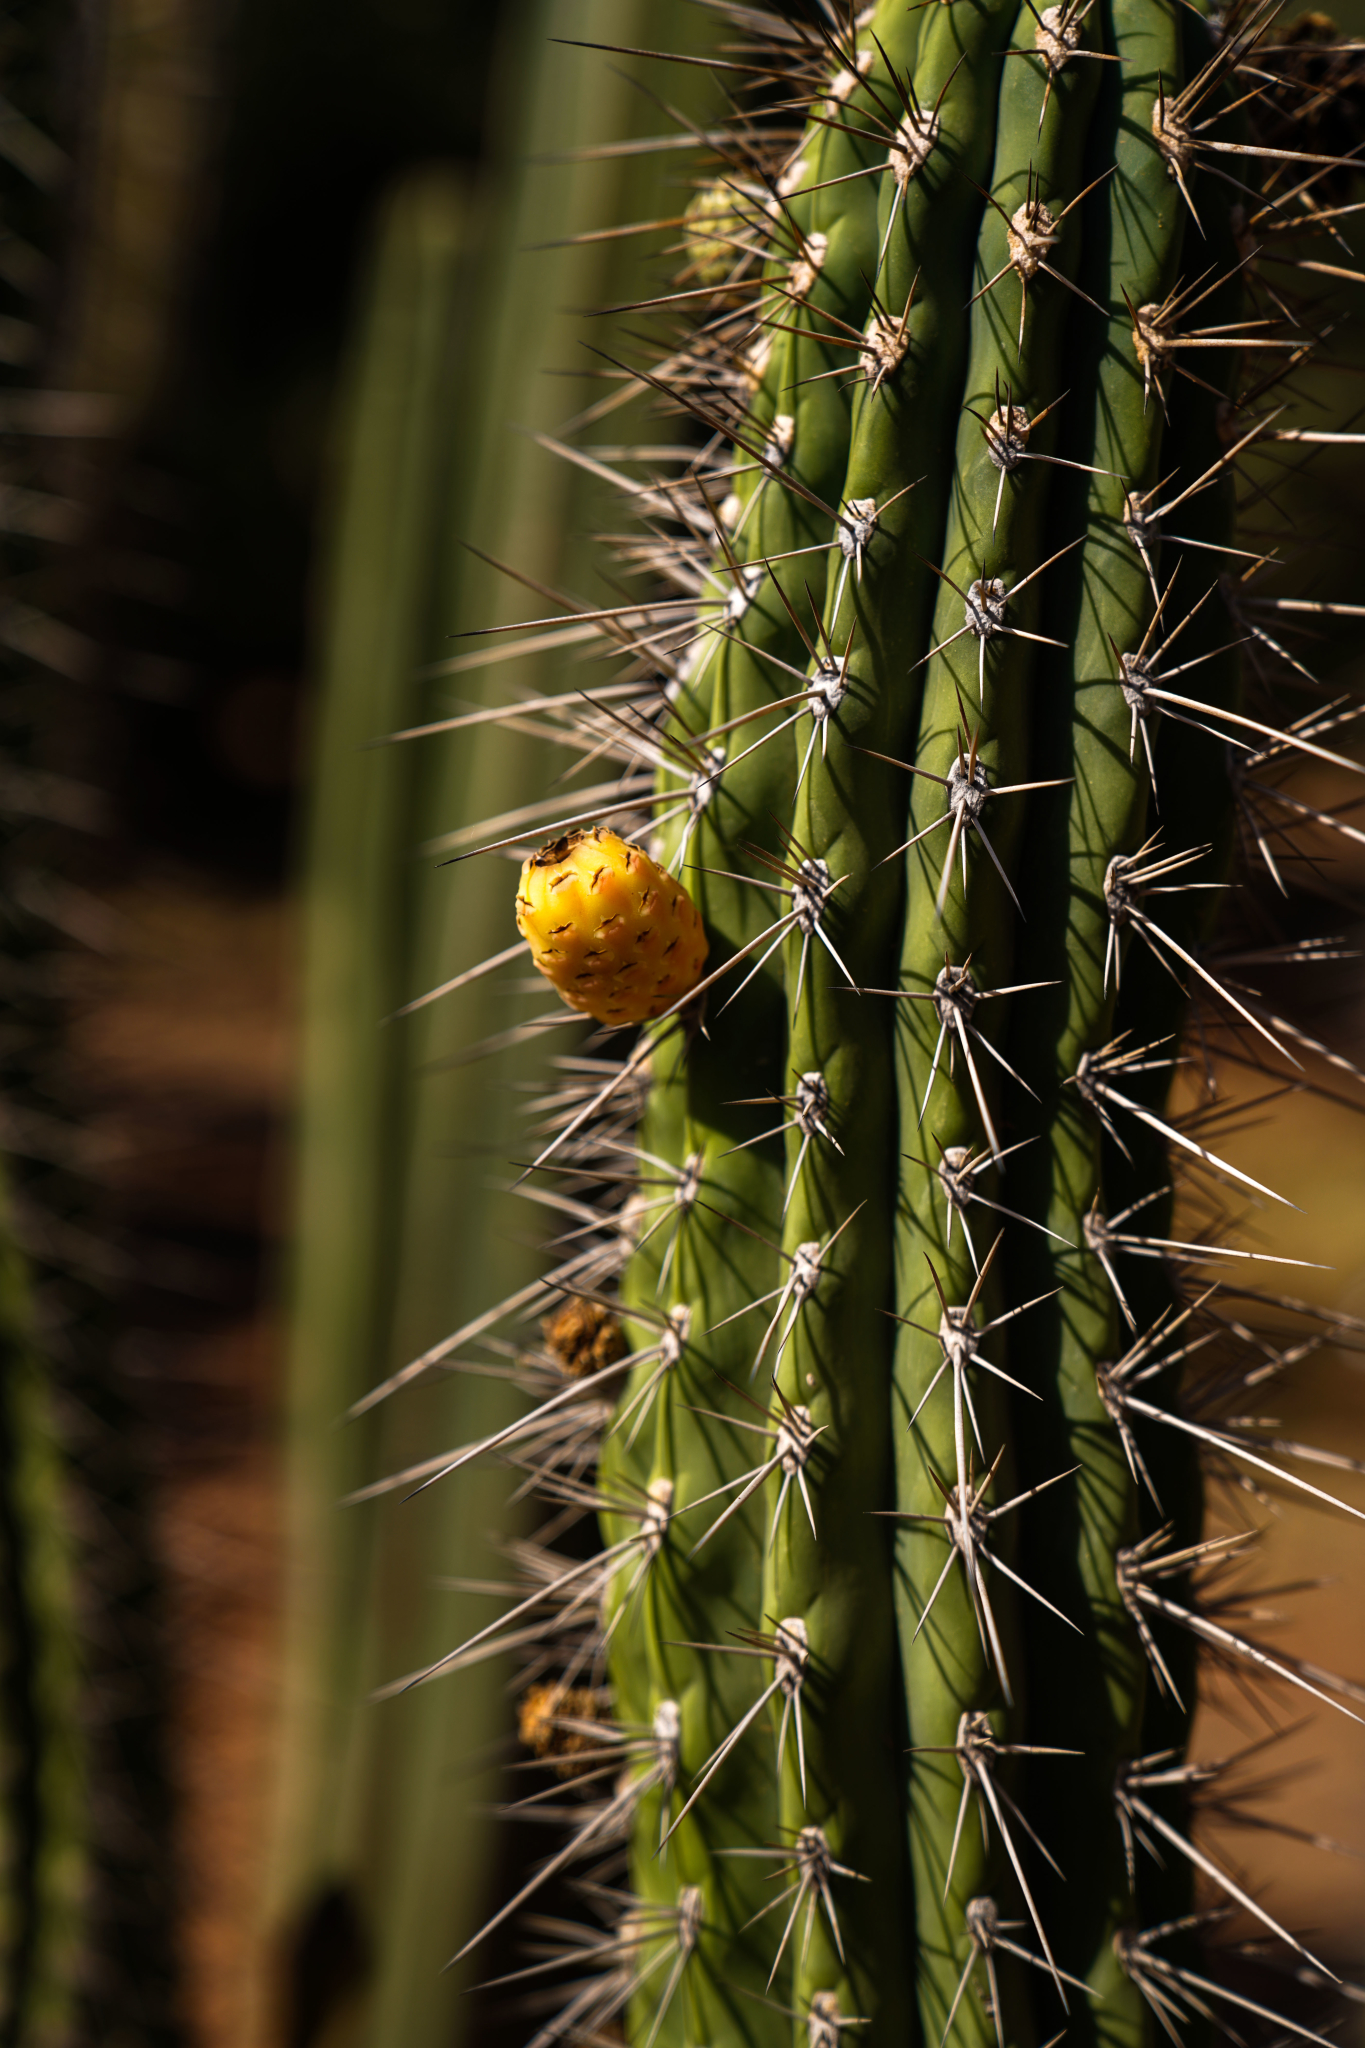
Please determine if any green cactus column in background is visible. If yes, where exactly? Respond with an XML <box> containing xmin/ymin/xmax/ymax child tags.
<box><xmin>0</xmin><ymin>1153</ymin><xmax>83</xmax><ymax>2048</ymax></box>
<box><xmin>295</xmin><ymin>2</ymin><xmax>1365</xmax><ymax>2045</ymax></box>
<box><xmin>273</xmin><ymin>5</ymin><xmax>711</xmax><ymax>2041</ymax></box>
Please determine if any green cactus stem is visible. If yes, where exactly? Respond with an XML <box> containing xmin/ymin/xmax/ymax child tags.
<box><xmin>339</xmin><ymin>4</ymin><xmax>1365</xmax><ymax>2045</ymax></box>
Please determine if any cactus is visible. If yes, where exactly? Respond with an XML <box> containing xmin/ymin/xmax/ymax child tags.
<box><xmin>274</xmin><ymin>9</ymin><xmax>717</xmax><ymax>2038</ymax></box>
<box><xmin>346</xmin><ymin>3</ymin><xmax>1365</xmax><ymax>2045</ymax></box>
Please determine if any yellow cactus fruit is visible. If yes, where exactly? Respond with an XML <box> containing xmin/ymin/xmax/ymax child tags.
<box><xmin>514</xmin><ymin>825</ymin><xmax>708</xmax><ymax>1026</ymax></box>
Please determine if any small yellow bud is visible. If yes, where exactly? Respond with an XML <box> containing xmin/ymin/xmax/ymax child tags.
<box><xmin>682</xmin><ymin>181</ymin><xmax>744</xmax><ymax>286</ymax></box>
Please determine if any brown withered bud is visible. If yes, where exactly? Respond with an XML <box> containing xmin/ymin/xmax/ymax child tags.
<box><xmin>543</xmin><ymin>1296</ymin><xmax>630</xmax><ymax>1380</ymax></box>
<box><xmin>517</xmin><ymin>1684</ymin><xmax>607</xmax><ymax>1778</ymax></box>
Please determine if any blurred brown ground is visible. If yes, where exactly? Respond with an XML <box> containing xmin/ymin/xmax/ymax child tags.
<box><xmin>70</xmin><ymin>882</ymin><xmax>293</xmax><ymax>2048</ymax></box>
<box><xmin>1171</xmin><ymin>764</ymin><xmax>1365</xmax><ymax>1968</ymax></box>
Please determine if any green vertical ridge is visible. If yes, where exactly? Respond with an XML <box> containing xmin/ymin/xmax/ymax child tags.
<box><xmin>270</xmin><ymin>163</ymin><xmax>492</xmax><ymax>2048</ymax></box>
<box><xmin>607</xmin><ymin>15</ymin><xmax>925</xmax><ymax>2040</ymax></box>
<box><xmin>0</xmin><ymin>1156</ymin><xmax>83</xmax><ymax>2048</ymax></box>
<box><xmin>999</xmin><ymin>1</ymin><xmax>1191</xmax><ymax>2037</ymax></box>
<box><xmin>891</xmin><ymin>12</ymin><xmax>1107</xmax><ymax>2043</ymax></box>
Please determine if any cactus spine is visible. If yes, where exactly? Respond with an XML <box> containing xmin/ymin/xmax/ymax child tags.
<box><xmin>349</xmin><ymin>3</ymin><xmax>1365</xmax><ymax>2044</ymax></box>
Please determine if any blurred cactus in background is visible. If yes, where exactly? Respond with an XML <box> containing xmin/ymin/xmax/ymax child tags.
<box><xmin>274</xmin><ymin>8</ymin><xmax>708</xmax><ymax>2040</ymax></box>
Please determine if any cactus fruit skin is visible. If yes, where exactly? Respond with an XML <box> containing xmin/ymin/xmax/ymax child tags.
<box><xmin>358</xmin><ymin>4</ymin><xmax>1365</xmax><ymax>2046</ymax></box>
<box><xmin>516</xmin><ymin>827</ymin><xmax>709</xmax><ymax>1023</ymax></box>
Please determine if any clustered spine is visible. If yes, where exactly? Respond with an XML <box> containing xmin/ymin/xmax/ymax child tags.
<box><xmin>359</xmin><ymin>4</ymin><xmax>1365</xmax><ymax>2044</ymax></box>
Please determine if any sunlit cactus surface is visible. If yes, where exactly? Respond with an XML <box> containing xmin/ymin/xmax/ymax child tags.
<box><xmin>354</xmin><ymin>4</ymin><xmax>1365</xmax><ymax>2044</ymax></box>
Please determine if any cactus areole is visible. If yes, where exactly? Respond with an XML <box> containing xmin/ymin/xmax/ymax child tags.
<box><xmin>367</xmin><ymin>4</ymin><xmax>1365</xmax><ymax>2043</ymax></box>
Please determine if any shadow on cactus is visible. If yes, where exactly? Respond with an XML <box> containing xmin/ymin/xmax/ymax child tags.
<box><xmin>358</xmin><ymin>4</ymin><xmax>1365</xmax><ymax>2044</ymax></box>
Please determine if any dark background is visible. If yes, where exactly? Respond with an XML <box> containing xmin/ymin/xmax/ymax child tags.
<box><xmin>7</xmin><ymin>2</ymin><xmax>507</xmax><ymax>2040</ymax></box>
